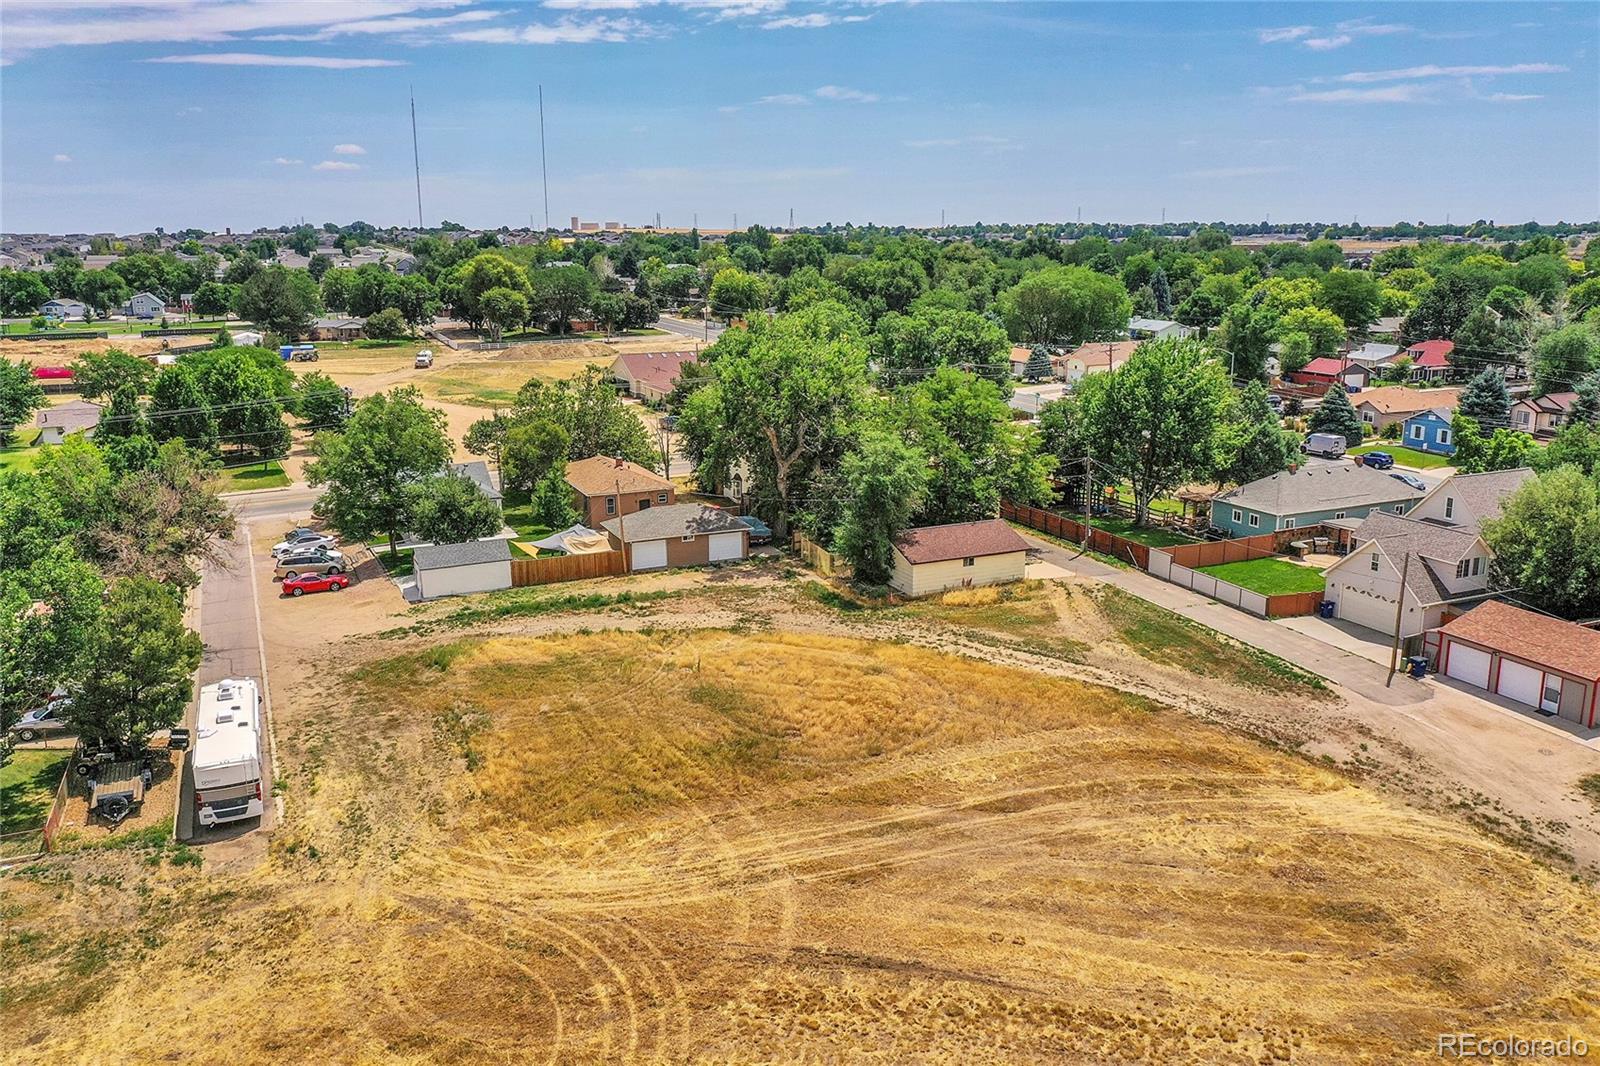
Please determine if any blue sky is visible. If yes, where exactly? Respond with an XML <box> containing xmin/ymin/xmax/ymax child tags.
<box><xmin>2</xmin><ymin>1</ymin><xmax>1596</xmax><ymax>233</ymax></box>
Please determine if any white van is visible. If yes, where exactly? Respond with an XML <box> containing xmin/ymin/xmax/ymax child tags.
<box><xmin>193</xmin><ymin>678</ymin><xmax>265</xmax><ymax>827</ymax></box>
<box><xmin>1302</xmin><ymin>432</ymin><xmax>1348</xmax><ymax>459</ymax></box>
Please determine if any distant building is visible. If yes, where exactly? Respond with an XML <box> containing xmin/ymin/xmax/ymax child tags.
<box><xmin>308</xmin><ymin>316</ymin><xmax>365</xmax><ymax>341</ymax></box>
<box><xmin>1061</xmin><ymin>340</ymin><xmax>1139</xmax><ymax>382</ymax></box>
<box><xmin>1211</xmin><ymin>464</ymin><xmax>1425</xmax><ymax>538</ymax></box>
<box><xmin>123</xmin><ymin>291</ymin><xmax>166</xmax><ymax>317</ymax></box>
<box><xmin>1288</xmin><ymin>357</ymin><xmax>1370</xmax><ymax>390</ymax></box>
<box><xmin>1127</xmin><ymin>317</ymin><xmax>1191</xmax><ymax>341</ymax></box>
<box><xmin>34</xmin><ymin>399</ymin><xmax>103</xmax><ymax>444</ymax></box>
<box><xmin>609</xmin><ymin>350</ymin><xmax>697</xmax><ymax>404</ymax></box>
<box><xmin>1510</xmin><ymin>392</ymin><xmax>1577</xmax><ymax>437</ymax></box>
<box><xmin>1352</xmin><ymin>386</ymin><xmax>1461</xmax><ymax>432</ymax></box>
<box><xmin>565</xmin><ymin>455</ymin><xmax>676</xmax><ymax>529</ymax></box>
<box><xmin>39</xmin><ymin>298</ymin><xmax>87</xmax><ymax>321</ymax></box>
<box><xmin>1400</xmin><ymin>408</ymin><xmax>1456</xmax><ymax>455</ymax></box>
<box><xmin>1405</xmin><ymin>339</ymin><xmax>1454</xmax><ymax>383</ymax></box>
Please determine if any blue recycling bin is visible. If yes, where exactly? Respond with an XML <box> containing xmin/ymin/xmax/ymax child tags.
<box><xmin>1406</xmin><ymin>656</ymin><xmax>1428</xmax><ymax>679</ymax></box>
<box><xmin>1318</xmin><ymin>600</ymin><xmax>1336</xmax><ymax>619</ymax></box>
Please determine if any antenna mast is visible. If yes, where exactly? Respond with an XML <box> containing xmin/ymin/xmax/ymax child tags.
<box><xmin>538</xmin><ymin>85</ymin><xmax>551</xmax><ymax>233</ymax></box>
<box><xmin>410</xmin><ymin>86</ymin><xmax>424</xmax><ymax>228</ymax></box>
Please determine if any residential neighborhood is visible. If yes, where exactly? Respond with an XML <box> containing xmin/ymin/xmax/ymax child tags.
<box><xmin>2</xmin><ymin>1</ymin><xmax>1598</xmax><ymax>1062</ymax></box>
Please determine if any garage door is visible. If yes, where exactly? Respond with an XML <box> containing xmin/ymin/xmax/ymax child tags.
<box><xmin>630</xmin><ymin>539</ymin><xmax>667</xmax><ymax>571</ymax></box>
<box><xmin>1331</xmin><ymin>581</ymin><xmax>1396</xmax><ymax>634</ymax></box>
<box><xmin>708</xmin><ymin>532</ymin><xmax>743</xmax><ymax>562</ymax></box>
<box><xmin>1495</xmin><ymin>658</ymin><xmax>1543</xmax><ymax>707</ymax></box>
<box><xmin>1444</xmin><ymin>641</ymin><xmax>1491</xmax><ymax>689</ymax></box>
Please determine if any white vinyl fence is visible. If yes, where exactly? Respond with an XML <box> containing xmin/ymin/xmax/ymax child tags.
<box><xmin>1148</xmin><ymin>550</ymin><xmax>1272</xmax><ymax>617</ymax></box>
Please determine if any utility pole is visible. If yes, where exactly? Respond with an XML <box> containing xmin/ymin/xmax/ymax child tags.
<box><xmin>1385</xmin><ymin>551</ymin><xmax>1412</xmax><ymax>687</ymax></box>
<box><xmin>538</xmin><ymin>84</ymin><xmax>550</xmax><ymax>233</ymax></box>
<box><xmin>615</xmin><ymin>477</ymin><xmax>629</xmax><ymax>572</ymax></box>
<box><xmin>409</xmin><ymin>86</ymin><xmax>424</xmax><ymax>229</ymax></box>
<box><xmin>733</xmin><ymin>212</ymin><xmax>738</xmax><ymax>230</ymax></box>
<box><xmin>789</xmin><ymin>207</ymin><xmax>794</xmax><ymax>229</ymax></box>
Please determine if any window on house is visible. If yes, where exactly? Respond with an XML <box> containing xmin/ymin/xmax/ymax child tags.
<box><xmin>1248</xmin><ymin>514</ymin><xmax>1260</xmax><ymax>528</ymax></box>
<box><xmin>605</xmin><ymin>496</ymin><xmax>616</xmax><ymax>515</ymax></box>
<box><xmin>682</xmin><ymin>534</ymin><xmax>694</xmax><ymax>542</ymax></box>
<box><xmin>1370</xmin><ymin>553</ymin><xmax>1380</xmax><ymax>572</ymax></box>
<box><xmin>1232</xmin><ymin>509</ymin><xmax>1242</xmax><ymax>523</ymax></box>
<box><xmin>657</xmin><ymin>492</ymin><xmax>668</xmax><ymax>503</ymax></box>
<box><xmin>1392</xmin><ymin>505</ymin><xmax>1404</xmax><ymax>514</ymax></box>
<box><xmin>1334</xmin><ymin>511</ymin><xmax>1346</xmax><ymax>519</ymax></box>
<box><xmin>962</xmin><ymin>557</ymin><xmax>975</xmax><ymax>567</ymax></box>
<box><xmin>1472</xmin><ymin>556</ymin><xmax>1483</xmax><ymax>576</ymax></box>
<box><xmin>1439</xmin><ymin>429</ymin><xmax>1452</xmax><ymax>445</ymax></box>
<box><xmin>1444</xmin><ymin>497</ymin><xmax>1454</xmax><ymax>519</ymax></box>
<box><xmin>1283</xmin><ymin>518</ymin><xmax>1296</xmax><ymax>529</ymax></box>
<box><xmin>1409</xmin><ymin>424</ymin><xmax>1424</xmax><ymax>440</ymax></box>
<box><xmin>1455</xmin><ymin>558</ymin><xmax>1470</xmax><ymax>579</ymax></box>
<box><xmin>638</xmin><ymin>498</ymin><xmax>651</xmax><ymax>510</ymax></box>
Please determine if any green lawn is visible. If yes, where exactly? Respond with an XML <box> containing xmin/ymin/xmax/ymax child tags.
<box><xmin>1349</xmin><ymin>443</ymin><xmax>1452</xmax><ymax>469</ymax></box>
<box><xmin>1106</xmin><ymin>483</ymin><xmax>1184</xmax><ymax>515</ymax></box>
<box><xmin>1</xmin><ymin>318</ymin><xmax>243</xmax><ymax>336</ymax></box>
<box><xmin>1</xmin><ymin>748</ymin><xmax>69</xmax><ymax>839</ymax></box>
<box><xmin>218</xmin><ymin>460</ymin><xmax>290</xmax><ymax>492</ymax></box>
<box><xmin>501</xmin><ymin>501</ymin><xmax>553</xmax><ymax>557</ymax></box>
<box><xmin>374</xmin><ymin>545</ymin><xmax>415</xmax><ymax>578</ymax></box>
<box><xmin>1090</xmin><ymin>515</ymin><xmax>1198</xmax><ymax>548</ymax></box>
<box><xmin>1196</xmin><ymin>557</ymin><xmax>1327</xmax><ymax>596</ymax></box>
<box><xmin>0</xmin><ymin>428</ymin><xmax>44</xmax><ymax>472</ymax></box>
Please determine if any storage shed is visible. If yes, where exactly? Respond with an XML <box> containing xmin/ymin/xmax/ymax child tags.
<box><xmin>1434</xmin><ymin>601</ymin><xmax>1600</xmax><ymax>727</ymax></box>
<box><xmin>412</xmin><ymin>538</ymin><xmax>513</xmax><ymax>600</ymax></box>
<box><xmin>890</xmin><ymin>519</ymin><xmax>1029</xmax><ymax>598</ymax></box>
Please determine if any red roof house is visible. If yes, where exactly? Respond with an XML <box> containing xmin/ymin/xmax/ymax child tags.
<box><xmin>1287</xmin><ymin>357</ymin><xmax>1370</xmax><ymax>389</ymax></box>
<box><xmin>1405</xmin><ymin>339</ymin><xmax>1455</xmax><ymax>381</ymax></box>
<box><xmin>609</xmin><ymin>351</ymin><xmax>697</xmax><ymax>403</ymax></box>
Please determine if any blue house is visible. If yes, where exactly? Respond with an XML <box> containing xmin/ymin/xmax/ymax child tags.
<box><xmin>1401</xmin><ymin>408</ymin><xmax>1456</xmax><ymax>455</ymax></box>
<box><xmin>1210</xmin><ymin>464</ymin><xmax>1427</xmax><ymax>538</ymax></box>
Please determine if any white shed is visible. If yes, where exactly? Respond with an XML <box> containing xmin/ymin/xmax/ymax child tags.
<box><xmin>412</xmin><ymin>538</ymin><xmax>513</xmax><ymax>600</ymax></box>
<box><xmin>889</xmin><ymin>519</ymin><xmax>1030</xmax><ymax>598</ymax></box>
<box><xmin>232</xmin><ymin>330</ymin><xmax>264</xmax><ymax>346</ymax></box>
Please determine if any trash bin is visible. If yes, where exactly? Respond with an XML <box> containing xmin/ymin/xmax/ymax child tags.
<box><xmin>1318</xmin><ymin>600</ymin><xmax>1336</xmax><ymax>619</ymax></box>
<box><xmin>1406</xmin><ymin>656</ymin><xmax>1428</xmax><ymax>679</ymax></box>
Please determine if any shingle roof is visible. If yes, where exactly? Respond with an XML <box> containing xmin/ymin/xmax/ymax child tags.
<box><xmin>565</xmin><ymin>456</ymin><xmax>674</xmax><ymax>497</ymax></box>
<box><xmin>1352</xmin><ymin>386</ymin><xmax>1461</xmax><ymax>417</ymax></box>
<box><xmin>413</xmin><ymin>538</ymin><xmax>511</xmax><ymax>571</ymax></box>
<box><xmin>1419</xmin><ymin>467</ymin><xmax>1535</xmax><ymax>528</ymax></box>
<box><xmin>1298</xmin><ymin>357</ymin><xmax>1364</xmax><ymax>377</ymax></box>
<box><xmin>612</xmin><ymin>351</ymin><xmax>697</xmax><ymax>394</ymax></box>
<box><xmin>448</xmin><ymin>460</ymin><xmax>502</xmax><ymax>502</ymax></box>
<box><xmin>1526</xmin><ymin>391</ymin><xmax>1578</xmax><ymax>414</ymax></box>
<box><xmin>1440</xmin><ymin>601</ymin><xmax>1600</xmax><ymax>681</ymax></box>
<box><xmin>34</xmin><ymin>399</ymin><xmax>102</xmax><ymax>433</ymax></box>
<box><xmin>1348</xmin><ymin>511</ymin><xmax>1482</xmax><ymax>604</ymax></box>
<box><xmin>600</xmin><ymin>502</ymin><xmax>746</xmax><ymax>542</ymax></box>
<box><xmin>893</xmin><ymin>519</ymin><xmax>1029</xmax><ymax>565</ymax></box>
<box><xmin>1065</xmin><ymin>340</ymin><xmax>1140</xmax><ymax>370</ymax></box>
<box><xmin>1216</xmin><ymin>464</ymin><xmax>1424</xmax><ymax>516</ymax></box>
<box><xmin>1406</xmin><ymin>339</ymin><xmax>1454</xmax><ymax>367</ymax></box>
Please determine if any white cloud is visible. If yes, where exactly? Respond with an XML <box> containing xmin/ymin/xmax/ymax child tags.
<box><xmin>813</xmin><ymin>84</ymin><xmax>879</xmax><ymax>103</ymax></box>
<box><xmin>1483</xmin><ymin>92</ymin><xmax>1544</xmax><ymax>102</ymax></box>
<box><xmin>146</xmin><ymin>53</ymin><xmax>406</xmax><ymax>68</ymax></box>
<box><xmin>1257</xmin><ymin>25</ymin><xmax>1312</xmax><ymax>44</ymax></box>
<box><xmin>273</xmin><ymin>157</ymin><xmax>304</xmax><ymax>165</ymax></box>
<box><xmin>1335</xmin><ymin>62</ymin><xmax>1567</xmax><ymax>83</ymax></box>
<box><xmin>450</xmin><ymin>17</ymin><xmax>650</xmax><ymax>44</ymax></box>
<box><xmin>1303</xmin><ymin>35</ymin><xmax>1352</xmax><ymax>51</ymax></box>
<box><xmin>1261</xmin><ymin>17</ymin><xmax>1413</xmax><ymax>50</ymax></box>
<box><xmin>333</xmin><ymin>143</ymin><xmax>367</xmax><ymax>155</ymax></box>
<box><xmin>756</xmin><ymin>92</ymin><xmax>811</xmax><ymax>106</ymax></box>
<box><xmin>763</xmin><ymin>13</ymin><xmax>869</xmax><ymax>29</ymax></box>
<box><xmin>52</xmin><ymin>153</ymin><xmax>72</xmax><ymax>163</ymax></box>
<box><xmin>1288</xmin><ymin>84</ymin><xmax>1435</xmax><ymax>104</ymax></box>
<box><xmin>312</xmin><ymin>160</ymin><xmax>362</xmax><ymax>171</ymax></box>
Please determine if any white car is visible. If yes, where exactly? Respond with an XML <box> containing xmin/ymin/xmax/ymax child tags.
<box><xmin>271</xmin><ymin>532</ymin><xmax>338</xmax><ymax>557</ymax></box>
<box><xmin>414</xmin><ymin>350</ymin><xmax>434</xmax><ymax>369</ymax></box>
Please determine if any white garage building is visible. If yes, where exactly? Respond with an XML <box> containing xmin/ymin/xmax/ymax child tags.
<box><xmin>412</xmin><ymin>538</ymin><xmax>513</xmax><ymax>600</ymax></box>
<box><xmin>1435</xmin><ymin>601</ymin><xmax>1600</xmax><ymax>728</ymax></box>
<box><xmin>889</xmin><ymin>519</ymin><xmax>1030</xmax><ymax>598</ymax></box>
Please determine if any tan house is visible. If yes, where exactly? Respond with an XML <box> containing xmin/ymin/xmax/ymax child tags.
<box><xmin>1351</xmin><ymin>386</ymin><xmax>1460</xmax><ymax>432</ymax></box>
<box><xmin>889</xmin><ymin>519</ymin><xmax>1029</xmax><ymax>597</ymax></box>
<box><xmin>1509</xmin><ymin>392</ymin><xmax>1577</xmax><ymax>437</ymax></box>
<box><xmin>610</xmin><ymin>350</ymin><xmax>697</xmax><ymax>403</ymax></box>
<box><xmin>601</xmin><ymin>503</ymin><xmax>749</xmax><ymax>571</ymax></box>
<box><xmin>1061</xmin><ymin>340</ymin><xmax>1139</xmax><ymax>382</ymax></box>
<box><xmin>565</xmin><ymin>455</ymin><xmax>676</xmax><ymax>528</ymax></box>
<box><xmin>1321</xmin><ymin>512</ymin><xmax>1494</xmax><ymax>640</ymax></box>
<box><xmin>34</xmin><ymin>399</ymin><xmax>103</xmax><ymax>444</ymax></box>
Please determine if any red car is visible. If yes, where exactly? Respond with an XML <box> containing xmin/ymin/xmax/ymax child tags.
<box><xmin>281</xmin><ymin>573</ymin><xmax>350</xmax><ymax>597</ymax></box>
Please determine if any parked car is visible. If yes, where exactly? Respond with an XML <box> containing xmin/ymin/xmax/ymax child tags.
<box><xmin>736</xmin><ymin>515</ymin><xmax>773</xmax><ymax>545</ymax></box>
<box><xmin>10</xmin><ymin>697</ymin><xmax>72</xmax><ymax>742</ymax></box>
<box><xmin>1360</xmin><ymin>450</ymin><xmax>1396</xmax><ymax>470</ymax></box>
<box><xmin>415</xmin><ymin>349</ymin><xmax>434</xmax><ymax>369</ymax></box>
<box><xmin>272</xmin><ymin>531</ymin><xmax>338</xmax><ymax>556</ymax></box>
<box><xmin>1301</xmin><ymin>432</ymin><xmax>1347</xmax><ymax>459</ymax></box>
<box><xmin>274</xmin><ymin>550</ymin><xmax>348</xmax><ymax>581</ymax></box>
<box><xmin>1389</xmin><ymin>471</ymin><xmax>1428</xmax><ymax>492</ymax></box>
<box><xmin>282</xmin><ymin>572</ymin><xmax>351</xmax><ymax>597</ymax></box>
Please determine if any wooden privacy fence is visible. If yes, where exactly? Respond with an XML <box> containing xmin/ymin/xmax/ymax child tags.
<box><xmin>792</xmin><ymin>532</ymin><xmax>853</xmax><ymax>577</ymax></box>
<box><xmin>1160</xmin><ymin>526</ymin><xmax>1320</xmax><ymax>569</ymax></box>
<box><xmin>999</xmin><ymin>501</ymin><xmax>1150</xmax><ymax>570</ymax></box>
<box><xmin>510</xmin><ymin>549</ymin><xmax>626</xmax><ymax>587</ymax></box>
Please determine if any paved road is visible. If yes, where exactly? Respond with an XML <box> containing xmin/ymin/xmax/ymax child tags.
<box><xmin>657</xmin><ymin>314</ymin><xmax>724</xmax><ymax>343</ymax></box>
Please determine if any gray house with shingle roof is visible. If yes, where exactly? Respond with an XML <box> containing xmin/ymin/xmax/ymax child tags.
<box><xmin>1322</xmin><ymin>511</ymin><xmax>1495</xmax><ymax>639</ymax></box>
<box><xmin>1211</xmin><ymin>464</ymin><xmax>1426</xmax><ymax>538</ymax></box>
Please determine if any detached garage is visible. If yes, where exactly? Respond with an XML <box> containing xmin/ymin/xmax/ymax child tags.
<box><xmin>1435</xmin><ymin>601</ymin><xmax>1600</xmax><ymax>727</ymax></box>
<box><xmin>413</xmin><ymin>538</ymin><xmax>513</xmax><ymax>600</ymax></box>
<box><xmin>601</xmin><ymin>503</ymin><xmax>749</xmax><ymax>572</ymax></box>
<box><xmin>890</xmin><ymin>519</ymin><xmax>1030</xmax><ymax>598</ymax></box>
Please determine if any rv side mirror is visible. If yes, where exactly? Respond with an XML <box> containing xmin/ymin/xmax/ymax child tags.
<box><xmin>168</xmin><ymin>729</ymin><xmax>191</xmax><ymax>752</ymax></box>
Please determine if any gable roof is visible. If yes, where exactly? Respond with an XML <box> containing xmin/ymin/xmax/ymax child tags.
<box><xmin>34</xmin><ymin>399</ymin><xmax>103</xmax><ymax>433</ymax></box>
<box><xmin>1352</xmin><ymin>386</ymin><xmax>1461</xmax><ymax>417</ymax></box>
<box><xmin>1440</xmin><ymin>601</ymin><xmax>1600</xmax><ymax>681</ymax></box>
<box><xmin>612</xmin><ymin>350</ymin><xmax>697</xmax><ymax>393</ymax></box>
<box><xmin>1402</xmin><ymin>407</ymin><xmax>1453</xmax><ymax>424</ymax></box>
<box><xmin>1298</xmin><ymin>356</ymin><xmax>1366</xmax><ymax>377</ymax></box>
<box><xmin>1065</xmin><ymin>340</ymin><xmax>1140</xmax><ymax>370</ymax></box>
<box><xmin>893</xmin><ymin>519</ymin><xmax>1029</xmax><ymax>565</ymax></box>
<box><xmin>565</xmin><ymin>455</ymin><xmax>674</xmax><ymax>497</ymax></box>
<box><xmin>1517</xmin><ymin>391</ymin><xmax>1578</xmax><ymax>415</ymax></box>
<box><xmin>1346</xmin><ymin>342</ymin><xmax>1402</xmax><ymax>364</ymax></box>
<box><xmin>1334</xmin><ymin>512</ymin><xmax>1484</xmax><ymax>605</ymax></box>
<box><xmin>1416</xmin><ymin>468</ymin><xmax>1536</xmax><ymax>528</ymax></box>
<box><xmin>448</xmin><ymin>460</ymin><xmax>502</xmax><ymax>502</ymax></box>
<box><xmin>127</xmin><ymin>291</ymin><xmax>165</xmax><ymax>304</ymax></box>
<box><xmin>1406</xmin><ymin>339</ymin><xmax>1454</xmax><ymax>367</ymax></box>
<box><xmin>1215</xmin><ymin>463</ymin><xmax>1424</xmax><ymax>516</ymax></box>
<box><xmin>413</xmin><ymin>537</ymin><xmax>511</xmax><ymax>571</ymax></box>
<box><xmin>1128</xmin><ymin>317</ymin><xmax>1179</xmax><ymax>332</ymax></box>
<box><xmin>600</xmin><ymin>502</ymin><xmax>746</xmax><ymax>542</ymax></box>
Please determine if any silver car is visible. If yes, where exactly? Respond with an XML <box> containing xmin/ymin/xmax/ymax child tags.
<box><xmin>10</xmin><ymin>698</ymin><xmax>72</xmax><ymax>742</ymax></box>
<box><xmin>272</xmin><ymin>531</ymin><xmax>338</xmax><ymax>557</ymax></box>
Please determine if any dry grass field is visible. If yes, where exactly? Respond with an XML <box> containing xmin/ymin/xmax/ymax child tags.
<box><xmin>6</xmin><ymin>598</ymin><xmax>1598</xmax><ymax>1063</ymax></box>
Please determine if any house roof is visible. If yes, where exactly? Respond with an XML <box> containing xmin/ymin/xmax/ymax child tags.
<box><xmin>1367</xmin><ymin>315</ymin><xmax>1404</xmax><ymax>335</ymax></box>
<box><xmin>1347</xmin><ymin>342</ymin><xmax>1402</xmax><ymax>364</ymax></box>
<box><xmin>1064</xmin><ymin>340</ymin><xmax>1140</xmax><ymax>370</ymax></box>
<box><xmin>1439</xmin><ymin>601</ymin><xmax>1600</xmax><ymax>681</ymax></box>
<box><xmin>312</xmin><ymin>316</ymin><xmax>365</xmax><ymax>330</ymax></box>
<box><xmin>448</xmin><ymin>460</ymin><xmax>502</xmax><ymax>502</ymax></box>
<box><xmin>600</xmin><ymin>502</ymin><xmax>746</xmax><ymax>542</ymax></box>
<box><xmin>1298</xmin><ymin>357</ymin><xmax>1364</xmax><ymax>377</ymax></box>
<box><xmin>1417</xmin><ymin>468</ymin><xmax>1536</xmax><ymax>528</ymax></box>
<box><xmin>413</xmin><ymin>537</ymin><xmax>511</xmax><ymax>571</ymax></box>
<box><xmin>127</xmin><ymin>291</ymin><xmax>165</xmax><ymax>304</ymax></box>
<box><xmin>1519</xmin><ymin>391</ymin><xmax>1578</xmax><ymax>414</ymax></box>
<box><xmin>1352</xmin><ymin>386</ymin><xmax>1461</xmax><ymax>417</ymax></box>
<box><xmin>1215</xmin><ymin>463</ymin><xmax>1424</xmax><ymax>516</ymax></box>
<box><xmin>1128</xmin><ymin>317</ymin><xmax>1178</xmax><ymax>332</ymax></box>
<box><xmin>34</xmin><ymin>399</ymin><xmax>102</xmax><ymax>433</ymax></box>
<box><xmin>1346</xmin><ymin>511</ymin><xmax>1483</xmax><ymax>604</ymax></box>
<box><xmin>611</xmin><ymin>350</ymin><xmax>697</xmax><ymax>394</ymax></box>
<box><xmin>565</xmin><ymin>455</ymin><xmax>674</xmax><ymax>497</ymax></box>
<box><xmin>893</xmin><ymin>519</ymin><xmax>1029</xmax><ymax>565</ymax></box>
<box><xmin>1402</xmin><ymin>407</ymin><xmax>1454</xmax><ymax>424</ymax></box>
<box><xmin>1406</xmin><ymin>339</ymin><xmax>1454</xmax><ymax>367</ymax></box>
<box><xmin>41</xmin><ymin>298</ymin><xmax>86</xmax><ymax>310</ymax></box>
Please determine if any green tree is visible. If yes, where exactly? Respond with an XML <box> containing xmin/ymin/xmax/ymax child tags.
<box><xmin>509</xmin><ymin>365</ymin><xmax>654</xmax><ymax>466</ymax></box>
<box><xmin>0</xmin><ymin>359</ymin><xmax>47</xmax><ymax>445</ymax></box>
<box><xmin>305</xmin><ymin>386</ymin><xmax>451</xmax><ymax>558</ymax></box>
<box><xmin>1278</xmin><ymin>305</ymin><xmax>1346</xmax><ymax>358</ymax></box>
<box><xmin>0</xmin><ymin>546</ymin><xmax>103</xmax><ymax>760</ymax></box>
<box><xmin>1316</xmin><ymin>269</ymin><xmax>1382</xmax><ymax>332</ymax></box>
<box><xmin>73</xmin><ymin>347</ymin><xmax>154</xmax><ymax>401</ymax></box>
<box><xmin>1450</xmin><ymin>414</ymin><xmax>1533</xmax><ymax>474</ymax></box>
<box><xmin>1308</xmin><ymin>385</ymin><xmax>1364</xmax><ymax>448</ymax></box>
<box><xmin>1023</xmin><ymin>344</ymin><xmax>1054</xmax><ymax>383</ymax></box>
<box><xmin>148</xmin><ymin>363</ymin><xmax>218</xmax><ymax>452</ymax></box>
<box><xmin>1482</xmin><ymin>466</ymin><xmax>1600</xmax><ymax>619</ymax></box>
<box><xmin>95</xmin><ymin>440</ymin><xmax>236</xmax><ymax>588</ymax></box>
<box><xmin>501</xmin><ymin>419</ymin><xmax>570</xmax><ymax>501</ymax></box>
<box><xmin>1457</xmin><ymin>368</ymin><xmax>1512</xmax><ymax>428</ymax></box>
<box><xmin>364</xmin><ymin>306</ymin><xmax>409</xmax><ymax>339</ymax></box>
<box><xmin>293</xmin><ymin>371</ymin><xmax>348</xmax><ymax>431</ymax></box>
<box><xmin>76</xmin><ymin>269</ymin><xmax>131</xmax><ymax>315</ymax></box>
<box><xmin>64</xmin><ymin>576</ymin><xmax>202</xmax><ymax>746</ymax></box>
<box><xmin>1079</xmin><ymin>338</ymin><xmax>1231</xmax><ymax>525</ymax></box>
<box><xmin>462</xmin><ymin>415</ymin><xmax>509</xmax><ymax>470</ymax></box>
<box><xmin>1569</xmin><ymin>370</ymin><xmax>1600</xmax><ymax>426</ymax></box>
<box><xmin>707</xmin><ymin>267</ymin><xmax>769</xmax><ymax>321</ymax></box>
<box><xmin>479</xmin><ymin>286</ymin><xmax>530</xmax><ymax>341</ymax></box>
<box><xmin>235</xmin><ymin>265</ymin><xmax>319</xmax><ymax>337</ymax></box>
<box><xmin>405</xmin><ymin>473</ymin><xmax>503</xmax><ymax>544</ymax></box>
<box><xmin>97</xmin><ymin>381</ymin><xmax>146</xmax><ymax>442</ymax></box>
<box><xmin>530</xmin><ymin>465</ymin><xmax>581</xmax><ymax>529</ymax></box>
<box><xmin>1216</xmin><ymin>381</ymin><xmax>1297</xmax><ymax>485</ymax></box>
<box><xmin>190</xmin><ymin>281</ymin><xmax>234</xmax><ymax>319</ymax></box>
<box><xmin>834</xmin><ymin>430</ymin><xmax>930</xmax><ymax>585</ymax></box>
<box><xmin>529</xmin><ymin>264</ymin><xmax>595</xmax><ymax>333</ymax></box>
<box><xmin>1532</xmin><ymin>325</ymin><xmax>1598</xmax><ymax>396</ymax></box>
<box><xmin>998</xmin><ymin>265</ymin><xmax>1132</xmax><ymax>345</ymax></box>
<box><xmin>0</xmin><ymin>268</ymin><xmax>51</xmax><ymax>316</ymax></box>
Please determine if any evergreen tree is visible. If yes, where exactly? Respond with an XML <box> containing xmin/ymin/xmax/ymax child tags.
<box><xmin>149</xmin><ymin>364</ymin><xmax>218</xmax><ymax>452</ymax></box>
<box><xmin>530</xmin><ymin>464</ymin><xmax>581</xmax><ymax>529</ymax></box>
<box><xmin>1308</xmin><ymin>385</ymin><xmax>1364</xmax><ymax>447</ymax></box>
<box><xmin>1023</xmin><ymin>344</ymin><xmax>1053</xmax><ymax>383</ymax></box>
<box><xmin>1568</xmin><ymin>370</ymin><xmax>1600</xmax><ymax>426</ymax></box>
<box><xmin>1457</xmin><ymin>368</ymin><xmax>1511</xmax><ymax>429</ymax></box>
<box><xmin>1150</xmin><ymin>268</ymin><xmax>1173</xmax><ymax>317</ymax></box>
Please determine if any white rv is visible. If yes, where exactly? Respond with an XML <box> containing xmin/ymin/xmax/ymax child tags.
<box><xmin>193</xmin><ymin>678</ymin><xmax>265</xmax><ymax>827</ymax></box>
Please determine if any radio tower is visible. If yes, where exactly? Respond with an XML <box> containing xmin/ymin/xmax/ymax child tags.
<box><xmin>410</xmin><ymin>87</ymin><xmax>424</xmax><ymax>228</ymax></box>
<box><xmin>538</xmin><ymin>85</ymin><xmax>550</xmax><ymax>233</ymax></box>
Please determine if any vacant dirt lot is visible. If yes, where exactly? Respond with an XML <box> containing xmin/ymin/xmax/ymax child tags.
<box><xmin>5</xmin><ymin>574</ymin><xmax>1597</xmax><ymax>1064</ymax></box>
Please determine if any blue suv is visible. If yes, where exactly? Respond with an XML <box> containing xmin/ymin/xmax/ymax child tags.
<box><xmin>1360</xmin><ymin>451</ymin><xmax>1395</xmax><ymax>470</ymax></box>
